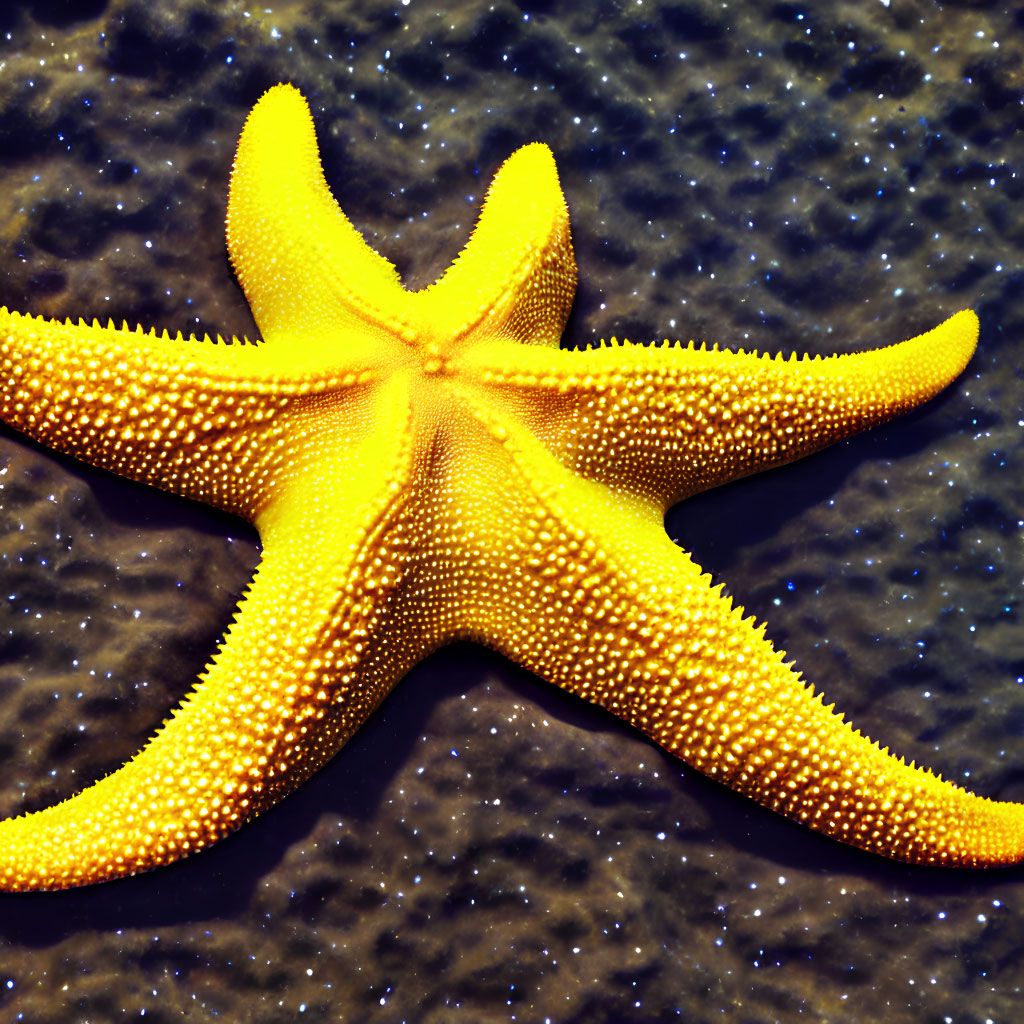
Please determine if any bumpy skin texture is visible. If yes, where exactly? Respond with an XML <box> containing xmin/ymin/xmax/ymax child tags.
<box><xmin>0</xmin><ymin>83</ymin><xmax>996</xmax><ymax>891</ymax></box>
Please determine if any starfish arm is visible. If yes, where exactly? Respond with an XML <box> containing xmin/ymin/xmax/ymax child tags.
<box><xmin>539</xmin><ymin>532</ymin><xmax>1023</xmax><ymax>867</ymax></box>
<box><xmin>226</xmin><ymin>83</ymin><xmax>410</xmax><ymax>344</ymax></box>
<box><xmin>414</xmin><ymin>143</ymin><xmax>577</xmax><ymax>350</ymax></box>
<box><xmin>0</xmin><ymin>307</ymin><xmax>386</xmax><ymax>518</ymax></box>
<box><xmin>460</xmin><ymin>424</ymin><xmax>1022</xmax><ymax>868</ymax></box>
<box><xmin>460</xmin><ymin>310</ymin><xmax>978</xmax><ymax>511</ymax></box>
<box><xmin>0</xmin><ymin>379</ymin><xmax>435</xmax><ymax>891</ymax></box>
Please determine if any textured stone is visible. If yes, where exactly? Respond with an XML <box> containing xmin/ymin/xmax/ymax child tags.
<box><xmin>0</xmin><ymin>0</ymin><xmax>1020</xmax><ymax>1020</ymax></box>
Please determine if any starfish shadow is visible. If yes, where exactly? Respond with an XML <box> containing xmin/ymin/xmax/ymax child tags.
<box><xmin>0</xmin><ymin>642</ymin><xmax>481</xmax><ymax>941</ymax></box>
<box><xmin>0</xmin><ymin>358</ymin><xmax>999</xmax><ymax>936</ymax></box>
<box><xmin>667</xmin><ymin>390</ymin><xmax>966</xmax><ymax>571</ymax></box>
<box><xmin>2</xmin><ymin>638</ymin><xmax>1020</xmax><ymax>944</ymax></box>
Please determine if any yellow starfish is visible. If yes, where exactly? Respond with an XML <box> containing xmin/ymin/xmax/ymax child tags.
<box><xmin>0</xmin><ymin>83</ymin><xmax>1003</xmax><ymax>891</ymax></box>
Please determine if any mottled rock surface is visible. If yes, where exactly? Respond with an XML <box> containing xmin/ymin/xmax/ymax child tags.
<box><xmin>0</xmin><ymin>0</ymin><xmax>1021</xmax><ymax>1021</ymax></box>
